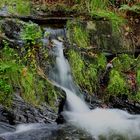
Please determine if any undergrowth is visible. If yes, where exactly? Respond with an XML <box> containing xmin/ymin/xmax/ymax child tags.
<box><xmin>0</xmin><ymin>0</ymin><xmax>30</xmax><ymax>15</ymax></box>
<box><xmin>0</xmin><ymin>42</ymin><xmax>59</xmax><ymax>108</ymax></box>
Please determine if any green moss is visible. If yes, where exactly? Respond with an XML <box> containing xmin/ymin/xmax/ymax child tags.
<box><xmin>0</xmin><ymin>79</ymin><xmax>13</xmax><ymax>107</ymax></box>
<box><xmin>20</xmin><ymin>22</ymin><xmax>42</xmax><ymax>68</ymax></box>
<box><xmin>137</xmin><ymin>70</ymin><xmax>140</xmax><ymax>86</ymax></box>
<box><xmin>67</xmin><ymin>21</ymin><xmax>89</xmax><ymax>48</ymax></box>
<box><xmin>113</xmin><ymin>54</ymin><xmax>134</xmax><ymax>72</ymax></box>
<box><xmin>86</xmin><ymin>0</ymin><xmax>125</xmax><ymax>32</ymax></box>
<box><xmin>67</xmin><ymin>50</ymin><xmax>106</xmax><ymax>94</ymax></box>
<box><xmin>84</xmin><ymin>64</ymin><xmax>98</xmax><ymax>93</ymax></box>
<box><xmin>68</xmin><ymin>50</ymin><xmax>85</xmax><ymax>86</ymax></box>
<box><xmin>107</xmin><ymin>70</ymin><xmax>128</xmax><ymax>96</ymax></box>
<box><xmin>97</xmin><ymin>53</ymin><xmax>107</xmax><ymax>70</ymax></box>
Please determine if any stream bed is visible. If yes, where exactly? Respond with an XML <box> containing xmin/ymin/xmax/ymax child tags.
<box><xmin>0</xmin><ymin>123</ymin><xmax>93</xmax><ymax>140</ymax></box>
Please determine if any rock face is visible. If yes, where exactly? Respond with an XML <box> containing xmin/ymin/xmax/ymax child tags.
<box><xmin>0</xmin><ymin>94</ymin><xmax>57</xmax><ymax>125</ymax></box>
<box><xmin>109</xmin><ymin>96</ymin><xmax>140</xmax><ymax>114</ymax></box>
<box><xmin>1</xmin><ymin>19</ymin><xmax>22</xmax><ymax>39</ymax></box>
<box><xmin>0</xmin><ymin>18</ymin><xmax>67</xmax><ymax>126</ymax></box>
<box><xmin>0</xmin><ymin>122</ymin><xmax>15</xmax><ymax>134</ymax></box>
<box><xmin>0</xmin><ymin>18</ymin><xmax>25</xmax><ymax>49</ymax></box>
<box><xmin>87</xmin><ymin>20</ymin><xmax>133</xmax><ymax>53</ymax></box>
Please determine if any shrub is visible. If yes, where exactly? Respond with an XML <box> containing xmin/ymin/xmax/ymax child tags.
<box><xmin>20</xmin><ymin>22</ymin><xmax>42</xmax><ymax>68</ymax></box>
<box><xmin>20</xmin><ymin>22</ymin><xmax>42</xmax><ymax>46</ymax></box>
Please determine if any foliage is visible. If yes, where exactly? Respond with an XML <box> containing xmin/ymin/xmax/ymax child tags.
<box><xmin>0</xmin><ymin>79</ymin><xmax>12</xmax><ymax>107</ymax></box>
<box><xmin>20</xmin><ymin>22</ymin><xmax>42</xmax><ymax>68</ymax></box>
<box><xmin>20</xmin><ymin>22</ymin><xmax>42</xmax><ymax>46</ymax></box>
<box><xmin>20</xmin><ymin>68</ymin><xmax>39</xmax><ymax>105</ymax></box>
<box><xmin>68</xmin><ymin>50</ymin><xmax>106</xmax><ymax>94</ymax></box>
<box><xmin>44</xmin><ymin>81</ymin><xmax>60</xmax><ymax>109</ymax></box>
<box><xmin>87</xmin><ymin>0</ymin><xmax>108</xmax><ymax>11</ymax></box>
<box><xmin>0</xmin><ymin>45</ymin><xmax>45</xmax><ymax>106</ymax></box>
<box><xmin>83</xmin><ymin>0</ymin><xmax>124</xmax><ymax>32</ymax></box>
<box><xmin>107</xmin><ymin>70</ymin><xmax>128</xmax><ymax>95</ymax></box>
<box><xmin>68</xmin><ymin>50</ymin><xmax>85</xmax><ymax>86</ymax></box>
<box><xmin>133</xmin><ymin>92</ymin><xmax>140</xmax><ymax>102</ymax></box>
<box><xmin>137</xmin><ymin>70</ymin><xmax>140</xmax><ymax>88</ymax></box>
<box><xmin>73</xmin><ymin>25</ymin><xmax>89</xmax><ymax>48</ymax></box>
<box><xmin>0</xmin><ymin>39</ymin><xmax>63</xmax><ymax>109</ymax></box>
<box><xmin>84</xmin><ymin>64</ymin><xmax>98</xmax><ymax>93</ymax></box>
<box><xmin>97</xmin><ymin>53</ymin><xmax>107</xmax><ymax>70</ymax></box>
<box><xmin>0</xmin><ymin>46</ymin><xmax>21</xmax><ymax>106</ymax></box>
<box><xmin>119</xmin><ymin>4</ymin><xmax>140</xmax><ymax>14</ymax></box>
<box><xmin>113</xmin><ymin>54</ymin><xmax>134</xmax><ymax>72</ymax></box>
<box><xmin>67</xmin><ymin>21</ymin><xmax>89</xmax><ymax>48</ymax></box>
<box><xmin>0</xmin><ymin>0</ymin><xmax>30</xmax><ymax>15</ymax></box>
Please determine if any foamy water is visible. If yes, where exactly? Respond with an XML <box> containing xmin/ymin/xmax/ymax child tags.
<box><xmin>52</xmin><ymin>39</ymin><xmax>140</xmax><ymax>140</ymax></box>
<box><xmin>63</xmin><ymin>108</ymin><xmax>140</xmax><ymax>139</ymax></box>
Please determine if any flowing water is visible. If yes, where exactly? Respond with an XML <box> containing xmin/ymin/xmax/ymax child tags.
<box><xmin>1</xmin><ymin>28</ymin><xmax>140</xmax><ymax>140</ymax></box>
<box><xmin>50</xmin><ymin>39</ymin><xmax>140</xmax><ymax>140</ymax></box>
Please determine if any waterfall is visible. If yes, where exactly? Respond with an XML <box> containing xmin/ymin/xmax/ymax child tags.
<box><xmin>51</xmin><ymin>39</ymin><xmax>140</xmax><ymax>140</ymax></box>
<box><xmin>51</xmin><ymin>39</ymin><xmax>89</xmax><ymax>112</ymax></box>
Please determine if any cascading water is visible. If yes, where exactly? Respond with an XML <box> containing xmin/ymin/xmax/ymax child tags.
<box><xmin>51</xmin><ymin>39</ymin><xmax>140</xmax><ymax>140</ymax></box>
<box><xmin>50</xmin><ymin>39</ymin><xmax>89</xmax><ymax>113</ymax></box>
<box><xmin>1</xmin><ymin>27</ymin><xmax>140</xmax><ymax>140</ymax></box>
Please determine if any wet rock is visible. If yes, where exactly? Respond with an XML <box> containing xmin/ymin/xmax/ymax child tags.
<box><xmin>0</xmin><ymin>19</ymin><xmax>26</xmax><ymax>49</ymax></box>
<box><xmin>1</xmin><ymin>19</ymin><xmax>23</xmax><ymax>40</ymax></box>
<box><xmin>0</xmin><ymin>122</ymin><xmax>15</xmax><ymax>134</ymax></box>
<box><xmin>88</xmin><ymin>20</ymin><xmax>127</xmax><ymax>53</ymax></box>
<box><xmin>0</xmin><ymin>105</ymin><xmax>15</xmax><ymax>125</ymax></box>
<box><xmin>83</xmin><ymin>91</ymin><xmax>103</xmax><ymax>109</ymax></box>
<box><xmin>0</xmin><ymin>94</ymin><xmax>57</xmax><ymax>125</ymax></box>
<box><xmin>109</xmin><ymin>96</ymin><xmax>140</xmax><ymax>114</ymax></box>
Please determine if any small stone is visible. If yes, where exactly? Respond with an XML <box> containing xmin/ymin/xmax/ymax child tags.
<box><xmin>135</xmin><ymin>19</ymin><xmax>139</xmax><ymax>23</ymax></box>
<box><xmin>125</xmin><ymin>32</ymin><xmax>129</xmax><ymax>36</ymax></box>
<box><xmin>107</xmin><ymin>34</ymin><xmax>111</xmax><ymax>38</ymax></box>
<box><xmin>87</xmin><ymin>21</ymin><xmax>96</xmax><ymax>30</ymax></box>
<box><xmin>58</xmin><ymin>36</ymin><xmax>63</xmax><ymax>42</ymax></box>
<box><xmin>125</xmin><ymin>26</ymin><xmax>130</xmax><ymax>32</ymax></box>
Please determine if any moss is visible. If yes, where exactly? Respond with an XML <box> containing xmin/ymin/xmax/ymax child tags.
<box><xmin>112</xmin><ymin>54</ymin><xmax>135</xmax><ymax>72</ymax></box>
<box><xmin>84</xmin><ymin>64</ymin><xmax>98</xmax><ymax>93</ymax></box>
<box><xmin>67</xmin><ymin>49</ymin><xmax>107</xmax><ymax>94</ymax></box>
<box><xmin>68</xmin><ymin>49</ymin><xmax>85</xmax><ymax>86</ymax></box>
<box><xmin>107</xmin><ymin>70</ymin><xmax>129</xmax><ymax>96</ymax></box>
<box><xmin>0</xmin><ymin>0</ymin><xmax>30</xmax><ymax>16</ymax></box>
<box><xmin>67</xmin><ymin>21</ymin><xmax>89</xmax><ymax>48</ymax></box>
<box><xmin>97</xmin><ymin>53</ymin><xmax>107</xmax><ymax>70</ymax></box>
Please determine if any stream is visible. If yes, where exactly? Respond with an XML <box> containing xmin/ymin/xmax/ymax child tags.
<box><xmin>0</xmin><ymin>27</ymin><xmax>140</xmax><ymax>140</ymax></box>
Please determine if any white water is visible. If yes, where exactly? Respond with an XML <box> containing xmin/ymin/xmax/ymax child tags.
<box><xmin>0</xmin><ymin>123</ymin><xmax>45</xmax><ymax>136</ymax></box>
<box><xmin>52</xmin><ymin>39</ymin><xmax>140</xmax><ymax>140</ymax></box>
